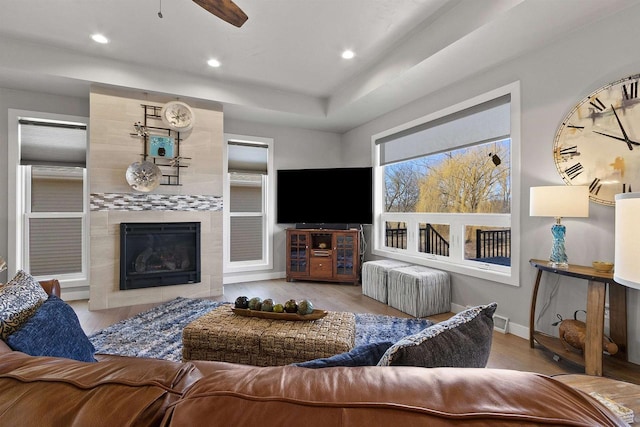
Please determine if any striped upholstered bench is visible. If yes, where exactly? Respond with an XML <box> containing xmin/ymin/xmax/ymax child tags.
<box><xmin>361</xmin><ymin>260</ymin><xmax>411</xmax><ymax>304</ymax></box>
<box><xmin>387</xmin><ymin>265</ymin><xmax>451</xmax><ymax>318</ymax></box>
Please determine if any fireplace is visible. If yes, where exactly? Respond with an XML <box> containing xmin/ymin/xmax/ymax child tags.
<box><xmin>120</xmin><ymin>222</ymin><xmax>201</xmax><ymax>290</ymax></box>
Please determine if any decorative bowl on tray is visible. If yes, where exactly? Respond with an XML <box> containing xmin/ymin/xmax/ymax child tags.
<box><xmin>231</xmin><ymin>307</ymin><xmax>328</xmax><ymax>321</ymax></box>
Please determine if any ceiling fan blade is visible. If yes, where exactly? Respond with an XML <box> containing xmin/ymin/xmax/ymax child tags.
<box><xmin>193</xmin><ymin>0</ymin><xmax>248</xmax><ymax>27</ymax></box>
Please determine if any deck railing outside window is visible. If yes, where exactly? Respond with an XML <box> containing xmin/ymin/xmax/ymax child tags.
<box><xmin>385</xmin><ymin>224</ymin><xmax>509</xmax><ymax>265</ymax></box>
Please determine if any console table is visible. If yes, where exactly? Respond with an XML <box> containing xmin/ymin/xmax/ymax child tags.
<box><xmin>529</xmin><ymin>259</ymin><xmax>632</xmax><ymax>379</ymax></box>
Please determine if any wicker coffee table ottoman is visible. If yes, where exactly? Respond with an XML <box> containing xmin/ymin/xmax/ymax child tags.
<box><xmin>182</xmin><ymin>304</ymin><xmax>356</xmax><ymax>366</ymax></box>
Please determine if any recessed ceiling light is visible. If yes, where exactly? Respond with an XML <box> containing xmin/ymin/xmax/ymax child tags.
<box><xmin>341</xmin><ymin>50</ymin><xmax>355</xmax><ymax>59</ymax></box>
<box><xmin>91</xmin><ymin>34</ymin><xmax>109</xmax><ymax>44</ymax></box>
<box><xmin>207</xmin><ymin>59</ymin><xmax>221</xmax><ymax>68</ymax></box>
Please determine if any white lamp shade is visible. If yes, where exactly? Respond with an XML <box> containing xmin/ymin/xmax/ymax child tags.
<box><xmin>615</xmin><ymin>193</ymin><xmax>640</xmax><ymax>290</ymax></box>
<box><xmin>529</xmin><ymin>186</ymin><xmax>589</xmax><ymax>218</ymax></box>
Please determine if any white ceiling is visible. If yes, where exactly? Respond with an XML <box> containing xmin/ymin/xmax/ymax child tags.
<box><xmin>0</xmin><ymin>0</ymin><xmax>638</xmax><ymax>133</ymax></box>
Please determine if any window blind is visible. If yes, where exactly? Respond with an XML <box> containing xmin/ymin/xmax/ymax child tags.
<box><xmin>230</xmin><ymin>217</ymin><xmax>264</xmax><ymax>262</ymax></box>
<box><xmin>19</xmin><ymin>120</ymin><xmax>87</xmax><ymax>167</ymax></box>
<box><xmin>378</xmin><ymin>94</ymin><xmax>510</xmax><ymax>165</ymax></box>
<box><xmin>228</xmin><ymin>141</ymin><xmax>268</xmax><ymax>174</ymax></box>
<box><xmin>31</xmin><ymin>166</ymin><xmax>83</xmax><ymax>212</ymax></box>
<box><xmin>230</xmin><ymin>185</ymin><xmax>263</xmax><ymax>213</ymax></box>
<box><xmin>28</xmin><ymin>218</ymin><xmax>82</xmax><ymax>276</ymax></box>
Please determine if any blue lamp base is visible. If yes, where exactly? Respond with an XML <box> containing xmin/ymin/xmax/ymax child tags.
<box><xmin>549</xmin><ymin>222</ymin><xmax>568</xmax><ymax>268</ymax></box>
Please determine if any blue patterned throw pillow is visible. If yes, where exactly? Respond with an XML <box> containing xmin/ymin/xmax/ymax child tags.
<box><xmin>6</xmin><ymin>295</ymin><xmax>96</xmax><ymax>362</ymax></box>
<box><xmin>377</xmin><ymin>302</ymin><xmax>497</xmax><ymax>368</ymax></box>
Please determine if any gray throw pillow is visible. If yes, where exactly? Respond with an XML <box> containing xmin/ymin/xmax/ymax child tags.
<box><xmin>377</xmin><ymin>302</ymin><xmax>497</xmax><ymax>368</ymax></box>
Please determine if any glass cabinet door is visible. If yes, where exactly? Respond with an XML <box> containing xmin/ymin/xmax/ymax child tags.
<box><xmin>288</xmin><ymin>231</ymin><xmax>308</xmax><ymax>274</ymax></box>
<box><xmin>334</xmin><ymin>233</ymin><xmax>355</xmax><ymax>277</ymax></box>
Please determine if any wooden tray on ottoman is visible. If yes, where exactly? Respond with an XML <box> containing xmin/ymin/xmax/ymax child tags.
<box><xmin>231</xmin><ymin>307</ymin><xmax>328</xmax><ymax>321</ymax></box>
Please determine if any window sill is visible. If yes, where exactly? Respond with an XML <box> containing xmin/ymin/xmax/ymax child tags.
<box><xmin>372</xmin><ymin>247</ymin><xmax>519</xmax><ymax>287</ymax></box>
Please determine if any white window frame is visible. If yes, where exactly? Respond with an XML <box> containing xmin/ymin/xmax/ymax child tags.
<box><xmin>7</xmin><ymin>109</ymin><xmax>90</xmax><ymax>291</ymax></box>
<box><xmin>371</xmin><ymin>82</ymin><xmax>521</xmax><ymax>286</ymax></box>
<box><xmin>223</xmin><ymin>133</ymin><xmax>274</xmax><ymax>274</ymax></box>
<box><xmin>21</xmin><ymin>165</ymin><xmax>88</xmax><ymax>281</ymax></box>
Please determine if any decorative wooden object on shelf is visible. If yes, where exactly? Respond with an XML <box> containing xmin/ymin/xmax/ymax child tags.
<box><xmin>529</xmin><ymin>259</ymin><xmax>639</xmax><ymax>383</ymax></box>
<box><xmin>130</xmin><ymin>104</ymin><xmax>191</xmax><ymax>186</ymax></box>
<box><xmin>286</xmin><ymin>228</ymin><xmax>360</xmax><ymax>285</ymax></box>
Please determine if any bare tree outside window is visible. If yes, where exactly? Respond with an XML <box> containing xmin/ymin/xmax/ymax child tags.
<box><xmin>417</xmin><ymin>140</ymin><xmax>510</xmax><ymax>214</ymax></box>
<box><xmin>383</xmin><ymin>139</ymin><xmax>511</xmax><ymax>264</ymax></box>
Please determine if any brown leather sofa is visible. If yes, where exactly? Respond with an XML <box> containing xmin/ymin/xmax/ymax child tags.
<box><xmin>0</xmin><ymin>282</ymin><xmax>626</xmax><ymax>426</ymax></box>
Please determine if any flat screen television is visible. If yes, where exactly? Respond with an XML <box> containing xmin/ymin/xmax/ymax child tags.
<box><xmin>277</xmin><ymin>167</ymin><xmax>373</xmax><ymax>225</ymax></box>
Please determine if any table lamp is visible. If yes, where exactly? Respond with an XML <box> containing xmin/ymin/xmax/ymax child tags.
<box><xmin>615</xmin><ymin>193</ymin><xmax>640</xmax><ymax>290</ymax></box>
<box><xmin>530</xmin><ymin>186</ymin><xmax>589</xmax><ymax>268</ymax></box>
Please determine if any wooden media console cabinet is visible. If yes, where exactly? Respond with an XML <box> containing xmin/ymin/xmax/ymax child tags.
<box><xmin>286</xmin><ymin>228</ymin><xmax>360</xmax><ymax>285</ymax></box>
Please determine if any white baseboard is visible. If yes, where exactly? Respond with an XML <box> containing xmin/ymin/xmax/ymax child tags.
<box><xmin>506</xmin><ymin>321</ymin><xmax>528</xmax><ymax>340</ymax></box>
<box><xmin>451</xmin><ymin>302</ymin><xmax>528</xmax><ymax>340</ymax></box>
<box><xmin>223</xmin><ymin>271</ymin><xmax>286</xmax><ymax>284</ymax></box>
<box><xmin>61</xmin><ymin>289</ymin><xmax>90</xmax><ymax>301</ymax></box>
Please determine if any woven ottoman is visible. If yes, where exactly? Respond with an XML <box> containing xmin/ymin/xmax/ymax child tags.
<box><xmin>387</xmin><ymin>265</ymin><xmax>451</xmax><ymax>317</ymax></box>
<box><xmin>182</xmin><ymin>305</ymin><xmax>356</xmax><ymax>366</ymax></box>
<box><xmin>362</xmin><ymin>259</ymin><xmax>411</xmax><ymax>303</ymax></box>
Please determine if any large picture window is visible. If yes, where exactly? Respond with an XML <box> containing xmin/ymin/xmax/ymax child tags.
<box><xmin>372</xmin><ymin>83</ymin><xmax>520</xmax><ymax>285</ymax></box>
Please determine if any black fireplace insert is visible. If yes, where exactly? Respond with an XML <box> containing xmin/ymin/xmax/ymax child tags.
<box><xmin>119</xmin><ymin>222</ymin><xmax>201</xmax><ymax>290</ymax></box>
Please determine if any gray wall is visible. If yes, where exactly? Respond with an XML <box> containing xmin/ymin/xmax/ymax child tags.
<box><xmin>0</xmin><ymin>87</ymin><xmax>88</xmax><ymax>283</ymax></box>
<box><xmin>341</xmin><ymin>3</ymin><xmax>640</xmax><ymax>363</ymax></box>
<box><xmin>223</xmin><ymin>118</ymin><xmax>343</xmax><ymax>278</ymax></box>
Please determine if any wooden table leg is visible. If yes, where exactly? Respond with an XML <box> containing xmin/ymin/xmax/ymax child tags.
<box><xmin>585</xmin><ymin>280</ymin><xmax>606</xmax><ymax>376</ymax></box>
<box><xmin>609</xmin><ymin>282</ymin><xmax>628</xmax><ymax>360</ymax></box>
<box><xmin>529</xmin><ymin>269</ymin><xmax>543</xmax><ymax>348</ymax></box>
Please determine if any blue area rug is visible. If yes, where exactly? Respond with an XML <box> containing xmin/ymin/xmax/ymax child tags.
<box><xmin>89</xmin><ymin>297</ymin><xmax>433</xmax><ymax>362</ymax></box>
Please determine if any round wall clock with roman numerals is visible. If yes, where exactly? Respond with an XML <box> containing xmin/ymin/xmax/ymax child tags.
<box><xmin>553</xmin><ymin>73</ymin><xmax>640</xmax><ymax>206</ymax></box>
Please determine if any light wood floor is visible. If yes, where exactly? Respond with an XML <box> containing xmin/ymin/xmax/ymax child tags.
<box><xmin>70</xmin><ymin>279</ymin><xmax>588</xmax><ymax>378</ymax></box>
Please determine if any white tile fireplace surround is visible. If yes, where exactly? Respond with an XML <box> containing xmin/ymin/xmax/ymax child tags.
<box><xmin>89</xmin><ymin>194</ymin><xmax>222</xmax><ymax>310</ymax></box>
<box><xmin>88</xmin><ymin>87</ymin><xmax>224</xmax><ymax>310</ymax></box>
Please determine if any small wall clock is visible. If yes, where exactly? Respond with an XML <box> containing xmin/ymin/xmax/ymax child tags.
<box><xmin>553</xmin><ymin>73</ymin><xmax>640</xmax><ymax>206</ymax></box>
<box><xmin>160</xmin><ymin>100</ymin><xmax>194</xmax><ymax>132</ymax></box>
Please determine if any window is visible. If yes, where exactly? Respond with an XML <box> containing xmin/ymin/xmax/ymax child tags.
<box><xmin>224</xmin><ymin>134</ymin><xmax>274</xmax><ymax>277</ymax></box>
<box><xmin>7</xmin><ymin>112</ymin><xmax>89</xmax><ymax>292</ymax></box>
<box><xmin>229</xmin><ymin>173</ymin><xmax>266</xmax><ymax>262</ymax></box>
<box><xmin>24</xmin><ymin>166</ymin><xmax>85</xmax><ymax>276</ymax></box>
<box><xmin>372</xmin><ymin>83</ymin><xmax>520</xmax><ymax>285</ymax></box>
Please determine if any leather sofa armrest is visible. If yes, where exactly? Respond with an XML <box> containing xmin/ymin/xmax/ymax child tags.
<box><xmin>38</xmin><ymin>279</ymin><xmax>61</xmax><ymax>297</ymax></box>
<box><xmin>0</xmin><ymin>339</ymin><xmax>11</xmax><ymax>354</ymax></box>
